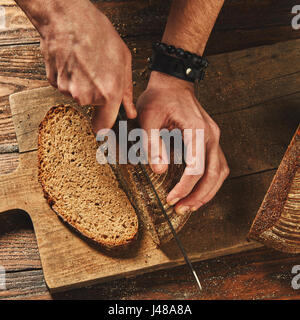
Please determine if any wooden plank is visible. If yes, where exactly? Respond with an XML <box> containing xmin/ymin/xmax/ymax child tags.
<box><xmin>0</xmin><ymin>209</ymin><xmax>41</xmax><ymax>272</ymax></box>
<box><xmin>6</xmin><ymin>74</ymin><xmax>298</xmax><ymax>291</ymax></box>
<box><xmin>2</xmin><ymin>85</ymin><xmax>271</xmax><ymax>291</ymax></box>
<box><xmin>0</xmin><ymin>43</ymin><xmax>48</xmax><ymax>151</ymax></box>
<box><xmin>0</xmin><ymin>84</ymin><xmax>299</xmax><ymax>288</ymax></box>
<box><xmin>1</xmin><ymin>39</ymin><xmax>300</xmax><ymax>153</ymax></box>
<box><xmin>0</xmin><ymin>0</ymin><xmax>39</xmax><ymax>45</ymax></box>
<box><xmin>205</xmin><ymin>0</ymin><xmax>299</xmax><ymax>54</ymax></box>
<box><xmin>0</xmin><ymin>152</ymin><xmax>18</xmax><ymax>174</ymax></box>
<box><xmin>0</xmin><ymin>269</ymin><xmax>48</xmax><ymax>300</ymax></box>
<box><xmin>1</xmin><ymin>245</ymin><xmax>300</xmax><ymax>300</ymax></box>
<box><xmin>216</xmin><ymin>93</ymin><xmax>300</xmax><ymax>178</ymax></box>
<box><xmin>0</xmin><ymin>0</ymin><xmax>298</xmax><ymax>55</ymax></box>
<box><xmin>3</xmin><ymin>90</ymin><xmax>299</xmax><ymax>277</ymax></box>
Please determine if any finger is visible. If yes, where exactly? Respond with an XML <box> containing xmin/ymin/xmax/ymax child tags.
<box><xmin>57</xmin><ymin>70</ymin><xmax>71</xmax><ymax>97</ymax></box>
<box><xmin>122</xmin><ymin>62</ymin><xmax>137</xmax><ymax>119</ymax></box>
<box><xmin>45</xmin><ymin>60</ymin><xmax>58</xmax><ymax>88</ymax></box>
<box><xmin>43</xmin><ymin>53</ymin><xmax>58</xmax><ymax>88</ymax></box>
<box><xmin>147</xmin><ymin>129</ymin><xmax>168</xmax><ymax>173</ymax></box>
<box><xmin>69</xmin><ymin>79</ymin><xmax>96</xmax><ymax>106</ymax></box>
<box><xmin>69</xmin><ymin>66</ymin><xmax>105</xmax><ymax>106</ymax></box>
<box><xmin>140</xmin><ymin>116</ymin><xmax>168</xmax><ymax>174</ymax></box>
<box><xmin>175</xmin><ymin>146</ymin><xmax>228</xmax><ymax>212</ymax></box>
<box><xmin>91</xmin><ymin>101</ymin><xmax>121</xmax><ymax>134</ymax></box>
<box><xmin>166</xmin><ymin>127</ymin><xmax>205</xmax><ymax>206</ymax></box>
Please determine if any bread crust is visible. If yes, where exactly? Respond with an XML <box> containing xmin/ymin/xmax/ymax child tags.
<box><xmin>248</xmin><ymin>126</ymin><xmax>300</xmax><ymax>253</ymax></box>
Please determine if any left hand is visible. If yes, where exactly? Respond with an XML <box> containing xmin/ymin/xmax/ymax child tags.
<box><xmin>136</xmin><ymin>71</ymin><xmax>229</xmax><ymax>214</ymax></box>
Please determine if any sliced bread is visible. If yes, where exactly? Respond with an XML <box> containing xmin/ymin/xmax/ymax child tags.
<box><xmin>38</xmin><ymin>105</ymin><xmax>139</xmax><ymax>249</ymax></box>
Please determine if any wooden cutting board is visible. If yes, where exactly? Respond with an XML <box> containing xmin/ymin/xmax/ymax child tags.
<box><xmin>0</xmin><ymin>86</ymin><xmax>261</xmax><ymax>292</ymax></box>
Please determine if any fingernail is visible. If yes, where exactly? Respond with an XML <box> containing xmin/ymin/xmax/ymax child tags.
<box><xmin>191</xmin><ymin>207</ymin><xmax>198</xmax><ymax>212</ymax></box>
<box><xmin>152</xmin><ymin>163</ymin><xmax>165</xmax><ymax>173</ymax></box>
<box><xmin>176</xmin><ymin>205</ymin><xmax>190</xmax><ymax>215</ymax></box>
<box><xmin>168</xmin><ymin>197</ymin><xmax>180</xmax><ymax>206</ymax></box>
<box><xmin>151</xmin><ymin>157</ymin><xmax>166</xmax><ymax>173</ymax></box>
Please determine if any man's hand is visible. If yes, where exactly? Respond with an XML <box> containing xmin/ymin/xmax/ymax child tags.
<box><xmin>15</xmin><ymin>0</ymin><xmax>136</xmax><ymax>132</ymax></box>
<box><xmin>137</xmin><ymin>71</ymin><xmax>229</xmax><ymax>214</ymax></box>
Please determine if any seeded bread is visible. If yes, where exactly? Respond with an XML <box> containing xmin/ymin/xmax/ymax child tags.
<box><xmin>38</xmin><ymin>105</ymin><xmax>139</xmax><ymax>249</ymax></box>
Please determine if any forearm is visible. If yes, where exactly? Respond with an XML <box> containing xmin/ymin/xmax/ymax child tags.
<box><xmin>162</xmin><ymin>0</ymin><xmax>224</xmax><ymax>55</ymax></box>
<box><xmin>14</xmin><ymin>0</ymin><xmax>92</xmax><ymax>35</ymax></box>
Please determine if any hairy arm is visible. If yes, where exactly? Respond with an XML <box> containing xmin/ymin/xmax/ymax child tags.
<box><xmin>137</xmin><ymin>0</ymin><xmax>229</xmax><ymax>214</ymax></box>
<box><xmin>15</xmin><ymin>0</ymin><xmax>136</xmax><ymax>132</ymax></box>
<box><xmin>162</xmin><ymin>0</ymin><xmax>224</xmax><ymax>55</ymax></box>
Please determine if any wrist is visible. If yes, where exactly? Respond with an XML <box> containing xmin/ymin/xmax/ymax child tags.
<box><xmin>148</xmin><ymin>71</ymin><xmax>194</xmax><ymax>91</ymax></box>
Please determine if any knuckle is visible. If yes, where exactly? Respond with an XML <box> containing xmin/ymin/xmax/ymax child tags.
<box><xmin>58</xmin><ymin>82</ymin><xmax>68</xmax><ymax>94</ymax></box>
<box><xmin>211</xmin><ymin>122</ymin><xmax>221</xmax><ymax>140</ymax></box>
<box><xmin>74</xmin><ymin>95</ymin><xmax>90</xmax><ymax>106</ymax></box>
<box><xmin>102</xmin><ymin>80</ymin><xmax>119</xmax><ymax>104</ymax></box>
<box><xmin>70</xmin><ymin>86</ymin><xmax>87</xmax><ymax>106</ymax></box>
<box><xmin>223</xmin><ymin>165</ymin><xmax>230</xmax><ymax>178</ymax></box>
<box><xmin>93</xmin><ymin>90</ymin><xmax>104</xmax><ymax>104</ymax></box>
<box><xmin>173</xmin><ymin>188</ymin><xmax>188</xmax><ymax>201</ymax></box>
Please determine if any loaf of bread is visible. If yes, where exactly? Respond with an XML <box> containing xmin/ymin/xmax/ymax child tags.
<box><xmin>248</xmin><ymin>127</ymin><xmax>300</xmax><ymax>253</ymax></box>
<box><xmin>38</xmin><ymin>106</ymin><xmax>139</xmax><ymax>249</ymax></box>
<box><xmin>38</xmin><ymin>105</ymin><xmax>192</xmax><ymax>249</ymax></box>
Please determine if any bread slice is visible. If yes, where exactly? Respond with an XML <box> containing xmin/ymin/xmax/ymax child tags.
<box><xmin>38</xmin><ymin>105</ymin><xmax>139</xmax><ymax>249</ymax></box>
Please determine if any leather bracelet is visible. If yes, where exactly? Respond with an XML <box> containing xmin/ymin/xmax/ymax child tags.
<box><xmin>148</xmin><ymin>42</ymin><xmax>208</xmax><ymax>83</ymax></box>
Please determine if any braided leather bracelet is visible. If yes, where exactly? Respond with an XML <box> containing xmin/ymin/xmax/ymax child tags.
<box><xmin>148</xmin><ymin>42</ymin><xmax>208</xmax><ymax>83</ymax></box>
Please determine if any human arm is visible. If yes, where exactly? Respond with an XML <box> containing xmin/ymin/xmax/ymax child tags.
<box><xmin>137</xmin><ymin>0</ymin><xmax>229</xmax><ymax>214</ymax></box>
<box><xmin>15</xmin><ymin>0</ymin><xmax>137</xmax><ymax>132</ymax></box>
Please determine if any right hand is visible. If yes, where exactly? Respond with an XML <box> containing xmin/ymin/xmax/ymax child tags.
<box><xmin>39</xmin><ymin>1</ymin><xmax>136</xmax><ymax>132</ymax></box>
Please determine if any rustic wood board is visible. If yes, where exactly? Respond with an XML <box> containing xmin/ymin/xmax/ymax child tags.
<box><xmin>1</xmin><ymin>0</ymin><xmax>298</xmax><ymax>55</ymax></box>
<box><xmin>0</xmin><ymin>86</ymin><xmax>262</xmax><ymax>292</ymax></box>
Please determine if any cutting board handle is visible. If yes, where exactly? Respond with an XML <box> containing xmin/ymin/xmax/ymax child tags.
<box><xmin>0</xmin><ymin>169</ymin><xmax>24</xmax><ymax>213</ymax></box>
<box><xmin>0</xmin><ymin>153</ymin><xmax>38</xmax><ymax>214</ymax></box>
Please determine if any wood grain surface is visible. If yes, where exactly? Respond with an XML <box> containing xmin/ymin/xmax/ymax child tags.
<box><xmin>0</xmin><ymin>0</ymin><xmax>299</xmax><ymax>299</ymax></box>
<box><xmin>1</xmin><ymin>85</ymin><xmax>271</xmax><ymax>292</ymax></box>
<box><xmin>0</xmin><ymin>0</ymin><xmax>298</xmax><ymax>54</ymax></box>
<box><xmin>249</xmin><ymin>127</ymin><xmax>300</xmax><ymax>252</ymax></box>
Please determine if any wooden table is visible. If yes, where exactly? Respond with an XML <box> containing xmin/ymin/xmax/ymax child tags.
<box><xmin>0</xmin><ymin>0</ymin><xmax>300</xmax><ymax>299</ymax></box>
